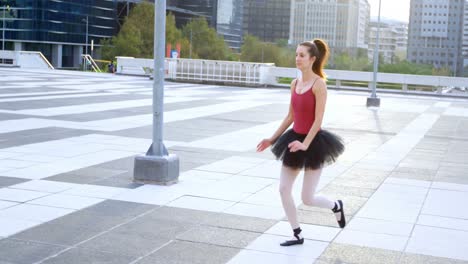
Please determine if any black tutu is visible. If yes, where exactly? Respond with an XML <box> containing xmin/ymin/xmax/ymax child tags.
<box><xmin>271</xmin><ymin>129</ymin><xmax>344</xmax><ymax>170</ymax></box>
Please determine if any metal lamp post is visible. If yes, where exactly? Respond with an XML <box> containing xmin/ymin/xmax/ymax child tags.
<box><xmin>81</xmin><ymin>16</ymin><xmax>89</xmax><ymax>71</ymax></box>
<box><xmin>367</xmin><ymin>0</ymin><xmax>382</xmax><ymax>107</ymax></box>
<box><xmin>133</xmin><ymin>0</ymin><xmax>179</xmax><ymax>185</ymax></box>
<box><xmin>83</xmin><ymin>16</ymin><xmax>89</xmax><ymax>55</ymax></box>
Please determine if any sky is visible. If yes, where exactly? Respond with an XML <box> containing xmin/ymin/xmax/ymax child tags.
<box><xmin>368</xmin><ymin>0</ymin><xmax>410</xmax><ymax>23</ymax></box>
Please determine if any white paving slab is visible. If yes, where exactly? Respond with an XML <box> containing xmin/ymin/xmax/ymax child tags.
<box><xmin>224</xmin><ymin>203</ymin><xmax>285</xmax><ymax>220</ymax></box>
<box><xmin>194</xmin><ymin>159</ymin><xmax>262</xmax><ymax>174</ymax></box>
<box><xmin>246</xmin><ymin>233</ymin><xmax>329</xmax><ymax>259</ymax></box>
<box><xmin>166</xmin><ymin>196</ymin><xmax>235</xmax><ymax>213</ymax></box>
<box><xmin>0</xmin><ymin>188</ymin><xmax>50</xmax><ymax>202</ymax></box>
<box><xmin>9</xmin><ymin>180</ymin><xmax>79</xmax><ymax>193</ymax></box>
<box><xmin>335</xmin><ymin>229</ymin><xmax>408</xmax><ymax>251</ymax></box>
<box><xmin>266</xmin><ymin>221</ymin><xmax>341</xmax><ymax>242</ymax></box>
<box><xmin>0</xmin><ymin>203</ymin><xmax>74</xmax><ymax>222</ymax></box>
<box><xmin>183</xmin><ymin>121</ymin><xmax>281</xmax><ymax>152</ymax></box>
<box><xmin>406</xmin><ymin>225</ymin><xmax>468</xmax><ymax>261</ymax></box>
<box><xmin>431</xmin><ymin>182</ymin><xmax>468</xmax><ymax>192</ymax></box>
<box><xmin>2</xmin><ymin>97</ymin><xmax>200</xmax><ymax>116</ymax></box>
<box><xmin>0</xmin><ymin>217</ymin><xmax>41</xmax><ymax>237</ymax></box>
<box><xmin>112</xmin><ymin>187</ymin><xmax>183</xmax><ymax>206</ymax></box>
<box><xmin>227</xmin><ymin>250</ymin><xmax>312</xmax><ymax>264</ymax></box>
<box><xmin>422</xmin><ymin>189</ymin><xmax>468</xmax><ymax>219</ymax></box>
<box><xmin>27</xmin><ymin>193</ymin><xmax>104</xmax><ymax>210</ymax></box>
<box><xmin>61</xmin><ymin>184</ymin><xmax>127</xmax><ymax>199</ymax></box>
<box><xmin>346</xmin><ymin>217</ymin><xmax>414</xmax><ymax>237</ymax></box>
<box><xmin>418</xmin><ymin>214</ymin><xmax>468</xmax><ymax>232</ymax></box>
<box><xmin>0</xmin><ymin>200</ymin><xmax>18</xmax><ymax>210</ymax></box>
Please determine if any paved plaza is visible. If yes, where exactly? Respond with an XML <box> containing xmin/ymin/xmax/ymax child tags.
<box><xmin>0</xmin><ymin>67</ymin><xmax>468</xmax><ymax>263</ymax></box>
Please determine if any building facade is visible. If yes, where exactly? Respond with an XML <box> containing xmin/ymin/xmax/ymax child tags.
<box><xmin>368</xmin><ymin>22</ymin><xmax>398</xmax><ymax>63</ymax></box>
<box><xmin>1</xmin><ymin>0</ymin><xmax>118</xmax><ymax>68</ymax></box>
<box><xmin>216</xmin><ymin>0</ymin><xmax>243</xmax><ymax>52</ymax></box>
<box><xmin>290</xmin><ymin>0</ymin><xmax>370</xmax><ymax>50</ymax></box>
<box><xmin>368</xmin><ymin>20</ymin><xmax>408</xmax><ymax>63</ymax></box>
<box><xmin>243</xmin><ymin>0</ymin><xmax>291</xmax><ymax>43</ymax></box>
<box><xmin>463</xmin><ymin>0</ymin><xmax>468</xmax><ymax>69</ymax></box>
<box><xmin>407</xmin><ymin>0</ymin><xmax>465</xmax><ymax>76</ymax></box>
<box><xmin>166</xmin><ymin>0</ymin><xmax>243</xmax><ymax>52</ymax></box>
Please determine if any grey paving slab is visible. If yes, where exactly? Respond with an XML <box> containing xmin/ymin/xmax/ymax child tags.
<box><xmin>84</xmin><ymin>200</ymin><xmax>156</xmax><ymax>219</ymax></box>
<box><xmin>0</xmin><ymin>127</ymin><xmax>97</xmax><ymax>149</ymax></box>
<box><xmin>45</xmin><ymin>167</ymin><xmax>127</xmax><ymax>185</ymax></box>
<box><xmin>40</xmin><ymin>247</ymin><xmax>137</xmax><ymax>264</ymax></box>
<box><xmin>321</xmin><ymin>184</ymin><xmax>376</xmax><ymax>198</ymax></box>
<box><xmin>11</xmin><ymin>222</ymin><xmax>106</xmax><ymax>246</ymax></box>
<box><xmin>201</xmin><ymin>213</ymin><xmax>278</xmax><ymax>233</ymax></box>
<box><xmin>296</xmin><ymin>209</ymin><xmax>352</xmax><ymax>227</ymax></box>
<box><xmin>163</xmin><ymin>99</ymin><xmax>231</xmax><ymax>111</ymax></box>
<box><xmin>318</xmin><ymin>243</ymin><xmax>402</xmax><ymax>264</ymax></box>
<box><xmin>389</xmin><ymin>170</ymin><xmax>435</xmax><ymax>181</ymax></box>
<box><xmin>0</xmin><ymin>93</ymin><xmax>150</xmax><ymax>111</ymax></box>
<box><xmin>113</xmin><ymin>217</ymin><xmax>193</xmax><ymax>241</ymax></box>
<box><xmin>135</xmin><ymin>240</ymin><xmax>239</xmax><ymax>264</ymax></box>
<box><xmin>78</xmin><ymin>228</ymin><xmax>170</xmax><ymax>257</ymax></box>
<box><xmin>0</xmin><ymin>176</ymin><xmax>28</xmax><ymax>188</ymax></box>
<box><xmin>91</xmin><ymin>171</ymin><xmax>143</xmax><ymax>189</ymax></box>
<box><xmin>0</xmin><ymin>87</ymin><xmax>68</xmax><ymax>93</ymax></box>
<box><xmin>207</xmin><ymin>103</ymin><xmax>288</xmax><ymax>123</ymax></box>
<box><xmin>0</xmin><ymin>238</ymin><xmax>66</xmax><ymax>264</ymax></box>
<box><xmin>176</xmin><ymin>226</ymin><xmax>260</xmax><ymax>248</ymax></box>
<box><xmin>141</xmin><ymin>206</ymin><xmax>221</xmax><ymax>225</ymax></box>
<box><xmin>40</xmin><ymin>201</ymin><xmax>156</xmax><ymax>231</ymax></box>
<box><xmin>0</xmin><ymin>113</ymin><xmax>33</xmax><ymax>121</ymax></box>
<box><xmin>94</xmin><ymin>156</ymin><xmax>136</xmax><ymax>171</ymax></box>
<box><xmin>45</xmin><ymin>106</ymin><xmax>152</xmax><ymax>122</ymax></box>
<box><xmin>299</xmin><ymin>195</ymin><xmax>368</xmax><ymax>216</ymax></box>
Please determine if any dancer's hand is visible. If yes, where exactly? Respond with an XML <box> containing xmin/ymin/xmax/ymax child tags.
<box><xmin>257</xmin><ymin>139</ymin><xmax>272</xmax><ymax>152</ymax></box>
<box><xmin>288</xmin><ymin>140</ymin><xmax>307</xmax><ymax>152</ymax></box>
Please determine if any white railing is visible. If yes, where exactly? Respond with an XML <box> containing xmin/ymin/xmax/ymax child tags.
<box><xmin>81</xmin><ymin>54</ymin><xmax>101</xmax><ymax>72</ymax></box>
<box><xmin>116</xmin><ymin>57</ymin><xmax>265</xmax><ymax>85</ymax></box>
<box><xmin>116</xmin><ymin>57</ymin><xmax>468</xmax><ymax>96</ymax></box>
<box><xmin>172</xmin><ymin>58</ymin><xmax>268</xmax><ymax>85</ymax></box>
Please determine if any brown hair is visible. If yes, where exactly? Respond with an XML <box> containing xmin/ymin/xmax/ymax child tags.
<box><xmin>299</xmin><ymin>39</ymin><xmax>330</xmax><ymax>79</ymax></box>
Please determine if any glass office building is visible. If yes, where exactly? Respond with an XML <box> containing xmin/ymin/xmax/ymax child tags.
<box><xmin>167</xmin><ymin>0</ymin><xmax>243</xmax><ymax>52</ymax></box>
<box><xmin>216</xmin><ymin>0</ymin><xmax>243</xmax><ymax>52</ymax></box>
<box><xmin>1</xmin><ymin>0</ymin><xmax>117</xmax><ymax>68</ymax></box>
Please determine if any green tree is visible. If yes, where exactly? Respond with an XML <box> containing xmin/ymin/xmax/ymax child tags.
<box><xmin>100</xmin><ymin>3</ymin><xmax>189</xmax><ymax>60</ymax></box>
<box><xmin>333</xmin><ymin>52</ymin><xmax>369</xmax><ymax>71</ymax></box>
<box><xmin>182</xmin><ymin>17</ymin><xmax>232</xmax><ymax>60</ymax></box>
<box><xmin>240</xmin><ymin>35</ymin><xmax>294</xmax><ymax>67</ymax></box>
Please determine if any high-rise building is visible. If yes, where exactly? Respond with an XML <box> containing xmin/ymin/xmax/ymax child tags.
<box><xmin>243</xmin><ymin>0</ymin><xmax>291</xmax><ymax>43</ymax></box>
<box><xmin>463</xmin><ymin>0</ymin><xmax>468</xmax><ymax>69</ymax></box>
<box><xmin>368</xmin><ymin>20</ymin><xmax>408</xmax><ymax>63</ymax></box>
<box><xmin>368</xmin><ymin>21</ymin><xmax>398</xmax><ymax>63</ymax></box>
<box><xmin>216</xmin><ymin>0</ymin><xmax>244</xmax><ymax>52</ymax></box>
<box><xmin>290</xmin><ymin>0</ymin><xmax>370</xmax><ymax>50</ymax></box>
<box><xmin>166</xmin><ymin>0</ymin><xmax>244</xmax><ymax>52</ymax></box>
<box><xmin>407</xmin><ymin>0</ymin><xmax>465</xmax><ymax>76</ymax></box>
<box><xmin>1</xmin><ymin>0</ymin><xmax>118</xmax><ymax>68</ymax></box>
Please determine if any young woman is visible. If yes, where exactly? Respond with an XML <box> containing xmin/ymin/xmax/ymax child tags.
<box><xmin>257</xmin><ymin>39</ymin><xmax>345</xmax><ymax>246</ymax></box>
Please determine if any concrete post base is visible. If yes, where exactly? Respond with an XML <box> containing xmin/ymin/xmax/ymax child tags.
<box><xmin>133</xmin><ymin>154</ymin><xmax>179</xmax><ymax>185</ymax></box>
<box><xmin>366</xmin><ymin>97</ymin><xmax>381</xmax><ymax>107</ymax></box>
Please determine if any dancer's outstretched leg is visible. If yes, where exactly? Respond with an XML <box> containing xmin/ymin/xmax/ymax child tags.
<box><xmin>302</xmin><ymin>169</ymin><xmax>346</xmax><ymax>228</ymax></box>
